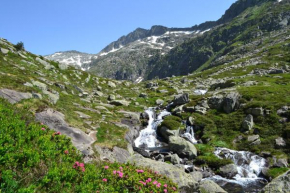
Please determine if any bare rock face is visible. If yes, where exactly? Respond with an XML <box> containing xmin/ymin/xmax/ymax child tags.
<box><xmin>0</xmin><ymin>88</ymin><xmax>32</xmax><ymax>104</ymax></box>
<box><xmin>172</xmin><ymin>93</ymin><xmax>189</xmax><ymax>107</ymax></box>
<box><xmin>95</xmin><ymin>145</ymin><xmax>130</xmax><ymax>163</ymax></box>
<box><xmin>208</xmin><ymin>92</ymin><xmax>240</xmax><ymax>114</ymax></box>
<box><xmin>199</xmin><ymin>180</ymin><xmax>227</xmax><ymax>193</ymax></box>
<box><xmin>168</xmin><ymin>136</ymin><xmax>197</xmax><ymax>159</ymax></box>
<box><xmin>35</xmin><ymin>109</ymin><xmax>94</xmax><ymax>156</ymax></box>
<box><xmin>241</xmin><ymin>114</ymin><xmax>254</xmax><ymax>131</ymax></box>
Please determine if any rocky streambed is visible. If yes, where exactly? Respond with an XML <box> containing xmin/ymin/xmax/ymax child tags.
<box><xmin>133</xmin><ymin>106</ymin><xmax>270</xmax><ymax>193</ymax></box>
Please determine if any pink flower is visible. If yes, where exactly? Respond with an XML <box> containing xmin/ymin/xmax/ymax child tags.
<box><xmin>113</xmin><ymin>170</ymin><xmax>117</xmax><ymax>175</ymax></box>
<box><xmin>79</xmin><ymin>163</ymin><xmax>85</xmax><ymax>167</ymax></box>
<box><xmin>73</xmin><ymin>161</ymin><xmax>80</xmax><ymax>168</ymax></box>
<box><xmin>118</xmin><ymin>172</ymin><xmax>123</xmax><ymax>178</ymax></box>
<box><xmin>172</xmin><ymin>187</ymin><xmax>177</xmax><ymax>191</ymax></box>
<box><xmin>104</xmin><ymin>166</ymin><xmax>109</xmax><ymax>169</ymax></box>
<box><xmin>136</xmin><ymin>169</ymin><xmax>144</xmax><ymax>173</ymax></box>
<box><xmin>164</xmin><ymin>189</ymin><xmax>168</xmax><ymax>193</ymax></box>
<box><xmin>82</xmin><ymin>167</ymin><xmax>85</xmax><ymax>172</ymax></box>
<box><xmin>64</xmin><ymin>150</ymin><xmax>69</xmax><ymax>154</ymax></box>
<box><xmin>41</xmin><ymin>127</ymin><xmax>45</xmax><ymax>131</ymax></box>
<box><xmin>139</xmin><ymin>181</ymin><xmax>146</xmax><ymax>186</ymax></box>
<box><xmin>155</xmin><ymin>171</ymin><xmax>158</xmax><ymax>174</ymax></box>
<box><xmin>164</xmin><ymin>184</ymin><xmax>168</xmax><ymax>188</ymax></box>
<box><xmin>157</xmin><ymin>183</ymin><xmax>161</xmax><ymax>188</ymax></box>
<box><xmin>147</xmin><ymin>178</ymin><xmax>152</xmax><ymax>182</ymax></box>
<box><xmin>153</xmin><ymin>181</ymin><xmax>158</xmax><ymax>185</ymax></box>
<box><xmin>119</xmin><ymin>166</ymin><xmax>123</xmax><ymax>171</ymax></box>
<box><xmin>102</xmin><ymin>178</ymin><xmax>107</xmax><ymax>182</ymax></box>
<box><xmin>41</xmin><ymin>122</ymin><xmax>44</xmax><ymax>125</ymax></box>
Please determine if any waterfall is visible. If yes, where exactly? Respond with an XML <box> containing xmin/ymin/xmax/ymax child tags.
<box><xmin>134</xmin><ymin>108</ymin><xmax>171</xmax><ymax>148</ymax></box>
<box><xmin>214</xmin><ymin>147</ymin><xmax>267</xmax><ymax>182</ymax></box>
<box><xmin>181</xmin><ymin>126</ymin><xmax>198</xmax><ymax>144</ymax></box>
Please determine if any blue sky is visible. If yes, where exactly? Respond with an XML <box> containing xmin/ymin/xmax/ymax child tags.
<box><xmin>0</xmin><ymin>0</ymin><xmax>236</xmax><ymax>55</ymax></box>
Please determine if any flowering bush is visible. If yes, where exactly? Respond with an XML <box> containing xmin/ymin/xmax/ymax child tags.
<box><xmin>0</xmin><ymin>100</ymin><xmax>178</xmax><ymax>192</ymax></box>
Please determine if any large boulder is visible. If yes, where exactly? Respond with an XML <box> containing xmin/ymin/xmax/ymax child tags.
<box><xmin>0</xmin><ymin>47</ymin><xmax>9</xmax><ymax>55</ymax></box>
<box><xmin>168</xmin><ymin>136</ymin><xmax>197</xmax><ymax>159</ymax></box>
<box><xmin>247</xmin><ymin>107</ymin><xmax>264</xmax><ymax>116</ymax></box>
<box><xmin>110</xmin><ymin>100</ymin><xmax>130</xmax><ymax>106</ymax></box>
<box><xmin>199</xmin><ymin>180</ymin><xmax>227</xmax><ymax>193</ymax></box>
<box><xmin>36</xmin><ymin>57</ymin><xmax>54</xmax><ymax>70</ymax></box>
<box><xmin>208</xmin><ymin>92</ymin><xmax>240</xmax><ymax>113</ymax></box>
<box><xmin>94</xmin><ymin>145</ymin><xmax>130</xmax><ymax>163</ymax></box>
<box><xmin>128</xmin><ymin>154</ymin><xmax>199</xmax><ymax>193</ymax></box>
<box><xmin>157</xmin><ymin>126</ymin><xmax>179</xmax><ymax>141</ymax></box>
<box><xmin>0</xmin><ymin>89</ymin><xmax>32</xmax><ymax>104</ymax></box>
<box><xmin>172</xmin><ymin>93</ymin><xmax>189</xmax><ymax>107</ymax></box>
<box><xmin>262</xmin><ymin>170</ymin><xmax>290</xmax><ymax>193</ymax></box>
<box><xmin>35</xmin><ymin>109</ymin><xmax>94</xmax><ymax>156</ymax></box>
<box><xmin>248</xmin><ymin>135</ymin><xmax>261</xmax><ymax>145</ymax></box>
<box><xmin>219</xmin><ymin>164</ymin><xmax>238</xmax><ymax>179</ymax></box>
<box><xmin>223</xmin><ymin>92</ymin><xmax>240</xmax><ymax>114</ymax></box>
<box><xmin>241</xmin><ymin>114</ymin><xmax>254</xmax><ymax>131</ymax></box>
<box><xmin>275</xmin><ymin>137</ymin><xmax>286</xmax><ymax>148</ymax></box>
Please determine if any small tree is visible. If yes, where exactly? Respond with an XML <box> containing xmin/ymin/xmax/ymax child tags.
<box><xmin>14</xmin><ymin>41</ymin><xmax>24</xmax><ymax>51</ymax></box>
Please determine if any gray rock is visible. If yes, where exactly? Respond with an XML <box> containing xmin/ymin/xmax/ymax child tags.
<box><xmin>156</xmin><ymin>99</ymin><xmax>164</xmax><ymax>105</ymax></box>
<box><xmin>172</xmin><ymin>93</ymin><xmax>189</xmax><ymax>106</ymax></box>
<box><xmin>58</xmin><ymin>63</ymin><xmax>68</xmax><ymax>70</ymax></box>
<box><xmin>275</xmin><ymin>137</ymin><xmax>286</xmax><ymax>148</ymax></box>
<box><xmin>199</xmin><ymin>180</ymin><xmax>227</xmax><ymax>193</ymax></box>
<box><xmin>190</xmin><ymin>171</ymin><xmax>203</xmax><ymax>182</ymax></box>
<box><xmin>110</xmin><ymin>100</ymin><xmax>130</xmax><ymax>106</ymax></box>
<box><xmin>208</xmin><ymin>94</ymin><xmax>224</xmax><ymax>110</ymax></box>
<box><xmin>247</xmin><ymin>107</ymin><xmax>264</xmax><ymax>116</ymax></box>
<box><xmin>95</xmin><ymin>145</ymin><xmax>130</xmax><ymax>163</ymax></box>
<box><xmin>94</xmin><ymin>91</ymin><xmax>103</xmax><ymax>97</ymax></box>
<box><xmin>119</xmin><ymin>110</ymin><xmax>140</xmax><ymax>124</ymax></box>
<box><xmin>128</xmin><ymin>154</ymin><xmax>198</xmax><ymax>192</ymax></box>
<box><xmin>108</xmin><ymin>94</ymin><xmax>115</xmax><ymax>101</ymax></box>
<box><xmin>242</xmin><ymin>114</ymin><xmax>254</xmax><ymax>131</ymax></box>
<box><xmin>223</xmin><ymin>92</ymin><xmax>240</xmax><ymax>114</ymax></box>
<box><xmin>0</xmin><ymin>48</ymin><xmax>9</xmax><ymax>55</ymax></box>
<box><xmin>0</xmin><ymin>89</ymin><xmax>32</xmax><ymax>104</ymax></box>
<box><xmin>274</xmin><ymin>158</ymin><xmax>289</xmax><ymax>168</ymax></box>
<box><xmin>187</xmin><ymin>117</ymin><xmax>195</xmax><ymax>126</ymax></box>
<box><xmin>262</xmin><ymin>170</ymin><xmax>290</xmax><ymax>193</ymax></box>
<box><xmin>219</xmin><ymin>164</ymin><xmax>238</xmax><ymax>179</ymax></box>
<box><xmin>158</xmin><ymin>126</ymin><xmax>179</xmax><ymax>141</ymax></box>
<box><xmin>146</xmin><ymin>82</ymin><xmax>158</xmax><ymax>88</ymax></box>
<box><xmin>32</xmin><ymin>93</ymin><xmax>42</xmax><ymax>99</ymax></box>
<box><xmin>248</xmin><ymin>135</ymin><xmax>261</xmax><ymax>145</ymax></box>
<box><xmin>139</xmin><ymin>93</ymin><xmax>147</xmax><ymax>98</ymax></box>
<box><xmin>54</xmin><ymin>83</ymin><xmax>66</xmax><ymax>90</ymax></box>
<box><xmin>108</xmin><ymin>81</ymin><xmax>116</xmax><ymax>88</ymax></box>
<box><xmin>43</xmin><ymin>90</ymin><xmax>59</xmax><ymax>104</ymax></box>
<box><xmin>195</xmin><ymin>105</ymin><xmax>207</xmax><ymax>115</ymax></box>
<box><xmin>32</xmin><ymin>80</ymin><xmax>47</xmax><ymax>91</ymax></box>
<box><xmin>168</xmin><ymin>136</ymin><xmax>197</xmax><ymax>159</ymax></box>
<box><xmin>35</xmin><ymin>109</ymin><xmax>94</xmax><ymax>155</ymax></box>
<box><xmin>269</xmin><ymin>69</ymin><xmax>285</xmax><ymax>74</ymax></box>
<box><xmin>74</xmin><ymin>111</ymin><xmax>91</xmax><ymax>119</ymax></box>
<box><xmin>36</xmin><ymin>57</ymin><xmax>54</xmax><ymax>70</ymax></box>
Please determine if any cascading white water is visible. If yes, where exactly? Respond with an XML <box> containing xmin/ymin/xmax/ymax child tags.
<box><xmin>134</xmin><ymin>108</ymin><xmax>171</xmax><ymax>148</ymax></box>
<box><xmin>213</xmin><ymin>147</ymin><xmax>268</xmax><ymax>185</ymax></box>
<box><xmin>181</xmin><ymin>126</ymin><xmax>198</xmax><ymax>144</ymax></box>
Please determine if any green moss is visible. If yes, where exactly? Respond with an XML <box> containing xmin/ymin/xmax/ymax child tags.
<box><xmin>159</xmin><ymin>115</ymin><xmax>182</xmax><ymax>130</ymax></box>
<box><xmin>266</xmin><ymin>168</ymin><xmax>289</xmax><ymax>179</ymax></box>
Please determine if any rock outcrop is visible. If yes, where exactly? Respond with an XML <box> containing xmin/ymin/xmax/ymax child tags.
<box><xmin>262</xmin><ymin>170</ymin><xmax>290</xmax><ymax>193</ymax></box>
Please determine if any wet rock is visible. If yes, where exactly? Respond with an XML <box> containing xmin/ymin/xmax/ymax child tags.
<box><xmin>0</xmin><ymin>89</ymin><xmax>32</xmax><ymax>104</ymax></box>
<box><xmin>187</xmin><ymin>117</ymin><xmax>195</xmax><ymax>126</ymax></box>
<box><xmin>110</xmin><ymin>100</ymin><xmax>130</xmax><ymax>106</ymax></box>
<box><xmin>248</xmin><ymin>135</ymin><xmax>261</xmax><ymax>145</ymax></box>
<box><xmin>275</xmin><ymin>137</ymin><xmax>286</xmax><ymax>148</ymax></box>
<box><xmin>35</xmin><ymin>109</ymin><xmax>93</xmax><ymax>155</ymax></box>
<box><xmin>199</xmin><ymin>180</ymin><xmax>227</xmax><ymax>193</ymax></box>
<box><xmin>168</xmin><ymin>136</ymin><xmax>197</xmax><ymax>159</ymax></box>
<box><xmin>219</xmin><ymin>164</ymin><xmax>238</xmax><ymax>179</ymax></box>
<box><xmin>242</xmin><ymin>114</ymin><xmax>254</xmax><ymax>131</ymax></box>
<box><xmin>128</xmin><ymin>154</ymin><xmax>198</xmax><ymax>192</ymax></box>
<box><xmin>132</xmin><ymin>147</ymin><xmax>150</xmax><ymax>158</ymax></box>
<box><xmin>157</xmin><ymin>126</ymin><xmax>178</xmax><ymax>141</ymax></box>
<box><xmin>262</xmin><ymin>170</ymin><xmax>290</xmax><ymax>193</ymax></box>
<box><xmin>172</xmin><ymin>93</ymin><xmax>189</xmax><ymax>107</ymax></box>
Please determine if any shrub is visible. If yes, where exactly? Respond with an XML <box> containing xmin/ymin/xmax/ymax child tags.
<box><xmin>14</xmin><ymin>41</ymin><xmax>24</xmax><ymax>51</ymax></box>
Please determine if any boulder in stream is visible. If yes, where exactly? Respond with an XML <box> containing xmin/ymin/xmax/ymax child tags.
<box><xmin>168</xmin><ymin>136</ymin><xmax>197</xmax><ymax>159</ymax></box>
<box><xmin>262</xmin><ymin>170</ymin><xmax>290</xmax><ymax>193</ymax></box>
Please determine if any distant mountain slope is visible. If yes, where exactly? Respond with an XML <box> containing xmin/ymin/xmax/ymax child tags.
<box><xmin>147</xmin><ymin>0</ymin><xmax>290</xmax><ymax>79</ymax></box>
<box><xmin>44</xmin><ymin>50</ymin><xmax>97</xmax><ymax>69</ymax></box>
